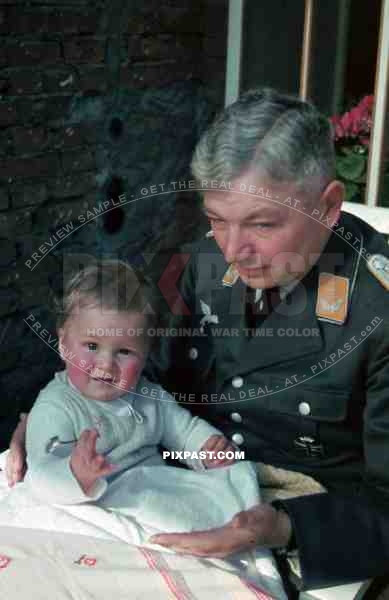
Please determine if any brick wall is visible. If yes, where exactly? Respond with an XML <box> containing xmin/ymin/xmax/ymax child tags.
<box><xmin>0</xmin><ymin>0</ymin><xmax>228</xmax><ymax>448</ymax></box>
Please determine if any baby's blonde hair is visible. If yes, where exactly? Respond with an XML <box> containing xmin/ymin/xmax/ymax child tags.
<box><xmin>54</xmin><ymin>259</ymin><xmax>155</xmax><ymax>330</ymax></box>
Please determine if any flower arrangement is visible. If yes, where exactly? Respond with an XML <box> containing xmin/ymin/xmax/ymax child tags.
<box><xmin>330</xmin><ymin>95</ymin><xmax>374</xmax><ymax>202</ymax></box>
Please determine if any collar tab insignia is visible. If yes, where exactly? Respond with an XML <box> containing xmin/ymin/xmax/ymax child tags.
<box><xmin>316</xmin><ymin>273</ymin><xmax>349</xmax><ymax>325</ymax></box>
<box><xmin>222</xmin><ymin>264</ymin><xmax>239</xmax><ymax>287</ymax></box>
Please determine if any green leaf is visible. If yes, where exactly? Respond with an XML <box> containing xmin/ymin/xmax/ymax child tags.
<box><xmin>339</xmin><ymin>147</ymin><xmax>354</xmax><ymax>156</ymax></box>
<box><xmin>336</xmin><ymin>152</ymin><xmax>366</xmax><ymax>181</ymax></box>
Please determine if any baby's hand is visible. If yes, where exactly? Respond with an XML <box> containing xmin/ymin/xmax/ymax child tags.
<box><xmin>201</xmin><ymin>434</ymin><xmax>236</xmax><ymax>469</ymax></box>
<box><xmin>70</xmin><ymin>429</ymin><xmax>116</xmax><ymax>496</ymax></box>
<box><xmin>6</xmin><ymin>413</ymin><xmax>28</xmax><ymax>487</ymax></box>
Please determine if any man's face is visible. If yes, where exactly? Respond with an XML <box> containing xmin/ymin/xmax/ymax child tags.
<box><xmin>203</xmin><ymin>170</ymin><xmax>342</xmax><ymax>289</ymax></box>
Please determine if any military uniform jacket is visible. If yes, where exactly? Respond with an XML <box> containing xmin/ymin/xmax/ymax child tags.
<box><xmin>148</xmin><ymin>211</ymin><xmax>389</xmax><ymax>590</ymax></box>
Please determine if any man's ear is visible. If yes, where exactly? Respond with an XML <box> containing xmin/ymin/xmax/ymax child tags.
<box><xmin>319</xmin><ymin>180</ymin><xmax>344</xmax><ymax>224</ymax></box>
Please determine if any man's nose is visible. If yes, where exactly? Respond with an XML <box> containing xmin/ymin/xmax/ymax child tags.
<box><xmin>223</xmin><ymin>227</ymin><xmax>251</xmax><ymax>264</ymax></box>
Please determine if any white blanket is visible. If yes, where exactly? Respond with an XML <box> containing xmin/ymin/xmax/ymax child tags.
<box><xmin>0</xmin><ymin>452</ymin><xmax>287</xmax><ymax>599</ymax></box>
<box><xmin>0</xmin><ymin>526</ymin><xmax>278</xmax><ymax>600</ymax></box>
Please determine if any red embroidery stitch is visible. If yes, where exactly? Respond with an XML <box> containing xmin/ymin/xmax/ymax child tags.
<box><xmin>74</xmin><ymin>555</ymin><xmax>97</xmax><ymax>567</ymax></box>
<box><xmin>74</xmin><ymin>554</ymin><xmax>85</xmax><ymax>565</ymax></box>
<box><xmin>0</xmin><ymin>555</ymin><xmax>11</xmax><ymax>569</ymax></box>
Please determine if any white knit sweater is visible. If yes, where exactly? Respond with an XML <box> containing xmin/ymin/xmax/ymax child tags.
<box><xmin>26</xmin><ymin>370</ymin><xmax>220</xmax><ymax>505</ymax></box>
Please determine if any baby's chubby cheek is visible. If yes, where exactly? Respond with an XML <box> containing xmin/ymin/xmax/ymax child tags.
<box><xmin>75</xmin><ymin>351</ymin><xmax>94</xmax><ymax>370</ymax></box>
<box><xmin>67</xmin><ymin>361</ymin><xmax>91</xmax><ymax>389</ymax></box>
<box><xmin>66</xmin><ymin>346</ymin><xmax>94</xmax><ymax>383</ymax></box>
<box><xmin>120</xmin><ymin>359</ymin><xmax>143</xmax><ymax>391</ymax></box>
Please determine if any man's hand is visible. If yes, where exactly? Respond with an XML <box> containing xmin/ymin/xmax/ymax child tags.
<box><xmin>200</xmin><ymin>434</ymin><xmax>236</xmax><ymax>469</ymax></box>
<box><xmin>70</xmin><ymin>429</ymin><xmax>116</xmax><ymax>496</ymax></box>
<box><xmin>6</xmin><ymin>413</ymin><xmax>28</xmax><ymax>487</ymax></box>
<box><xmin>149</xmin><ymin>504</ymin><xmax>292</xmax><ymax>557</ymax></box>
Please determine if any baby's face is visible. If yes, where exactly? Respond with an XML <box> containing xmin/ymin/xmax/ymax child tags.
<box><xmin>58</xmin><ymin>307</ymin><xmax>148</xmax><ymax>402</ymax></box>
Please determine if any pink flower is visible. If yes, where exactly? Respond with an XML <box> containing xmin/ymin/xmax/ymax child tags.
<box><xmin>341</xmin><ymin>110</ymin><xmax>355</xmax><ymax>137</ymax></box>
<box><xmin>330</xmin><ymin>95</ymin><xmax>374</xmax><ymax>145</ymax></box>
<box><xmin>359</xmin><ymin>95</ymin><xmax>374</xmax><ymax>112</ymax></box>
<box><xmin>330</xmin><ymin>115</ymin><xmax>344</xmax><ymax>140</ymax></box>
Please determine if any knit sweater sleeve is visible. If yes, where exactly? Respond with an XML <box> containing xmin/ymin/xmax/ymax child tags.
<box><xmin>157</xmin><ymin>386</ymin><xmax>221</xmax><ymax>470</ymax></box>
<box><xmin>25</xmin><ymin>388</ymin><xmax>107</xmax><ymax>505</ymax></box>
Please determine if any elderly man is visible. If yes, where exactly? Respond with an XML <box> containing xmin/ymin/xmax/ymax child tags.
<box><xmin>145</xmin><ymin>88</ymin><xmax>389</xmax><ymax>593</ymax></box>
<box><xmin>7</xmin><ymin>89</ymin><xmax>389</xmax><ymax>594</ymax></box>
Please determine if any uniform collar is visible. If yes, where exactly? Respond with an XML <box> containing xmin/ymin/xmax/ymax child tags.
<box><xmin>253</xmin><ymin>279</ymin><xmax>300</xmax><ymax>303</ymax></box>
<box><xmin>315</xmin><ymin>212</ymin><xmax>364</xmax><ymax>321</ymax></box>
<box><xmin>209</xmin><ymin>264</ymin><xmax>323</xmax><ymax>375</ymax></box>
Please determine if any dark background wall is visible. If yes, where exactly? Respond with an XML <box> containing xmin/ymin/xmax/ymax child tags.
<box><xmin>344</xmin><ymin>0</ymin><xmax>380</xmax><ymax>105</ymax></box>
<box><xmin>241</xmin><ymin>0</ymin><xmax>305</xmax><ymax>99</ymax></box>
<box><xmin>241</xmin><ymin>0</ymin><xmax>380</xmax><ymax>115</ymax></box>
<box><xmin>0</xmin><ymin>0</ymin><xmax>228</xmax><ymax>448</ymax></box>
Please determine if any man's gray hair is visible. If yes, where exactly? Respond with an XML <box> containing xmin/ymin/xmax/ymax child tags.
<box><xmin>191</xmin><ymin>88</ymin><xmax>336</xmax><ymax>195</ymax></box>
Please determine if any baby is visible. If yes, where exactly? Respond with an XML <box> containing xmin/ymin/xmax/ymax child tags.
<box><xmin>25</xmin><ymin>260</ymin><xmax>237</xmax><ymax>506</ymax></box>
<box><xmin>12</xmin><ymin>259</ymin><xmax>288</xmax><ymax>600</ymax></box>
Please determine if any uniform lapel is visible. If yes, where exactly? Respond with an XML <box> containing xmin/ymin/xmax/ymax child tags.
<box><xmin>214</xmin><ymin>267</ymin><xmax>324</xmax><ymax>377</ymax></box>
<box><xmin>204</xmin><ymin>277</ymin><xmax>246</xmax><ymax>367</ymax></box>
<box><xmin>209</xmin><ymin>276</ymin><xmax>247</xmax><ymax>334</ymax></box>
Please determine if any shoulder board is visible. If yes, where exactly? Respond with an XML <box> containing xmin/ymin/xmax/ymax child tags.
<box><xmin>367</xmin><ymin>254</ymin><xmax>389</xmax><ymax>291</ymax></box>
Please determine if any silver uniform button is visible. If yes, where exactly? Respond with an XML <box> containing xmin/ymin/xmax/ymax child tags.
<box><xmin>188</xmin><ymin>347</ymin><xmax>199</xmax><ymax>360</ymax></box>
<box><xmin>230</xmin><ymin>412</ymin><xmax>242</xmax><ymax>423</ymax></box>
<box><xmin>231</xmin><ymin>432</ymin><xmax>244</xmax><ymax>446</ymax></box>
<box><xmin>232</xmin><ymin>376</ymin><xmax>244</xmax><ymax>388</ymax></box>
<box><xmin>298</xmin><ymin>402</ymin><xmax>311</xmax><ymax>416</ymax></box>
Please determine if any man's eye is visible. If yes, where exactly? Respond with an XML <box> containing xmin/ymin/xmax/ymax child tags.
<box><xmin>210</xmin><ymin>218</ymin><xmax>226</xmax><ymax>229</ymax></box>
<box><xmin>249</xmin><ymin>223</ymin><xmax>274</xmax><ymax>231</ymax></box>
<box><xmin>87</xmin><ymin>342</ymin><xmax>98</xmax><ymax>352</ymax></box>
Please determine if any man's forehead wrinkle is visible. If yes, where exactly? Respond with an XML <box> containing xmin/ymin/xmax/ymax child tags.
<box><xmin>205</xmin><ymin>207</ymin><xmax>281</xmax><ymax>221</ymax></box>
<box><xmin>204</xmin><ymin>196</ymin><xmax>285</xmax><ymax>218</ymax></box>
